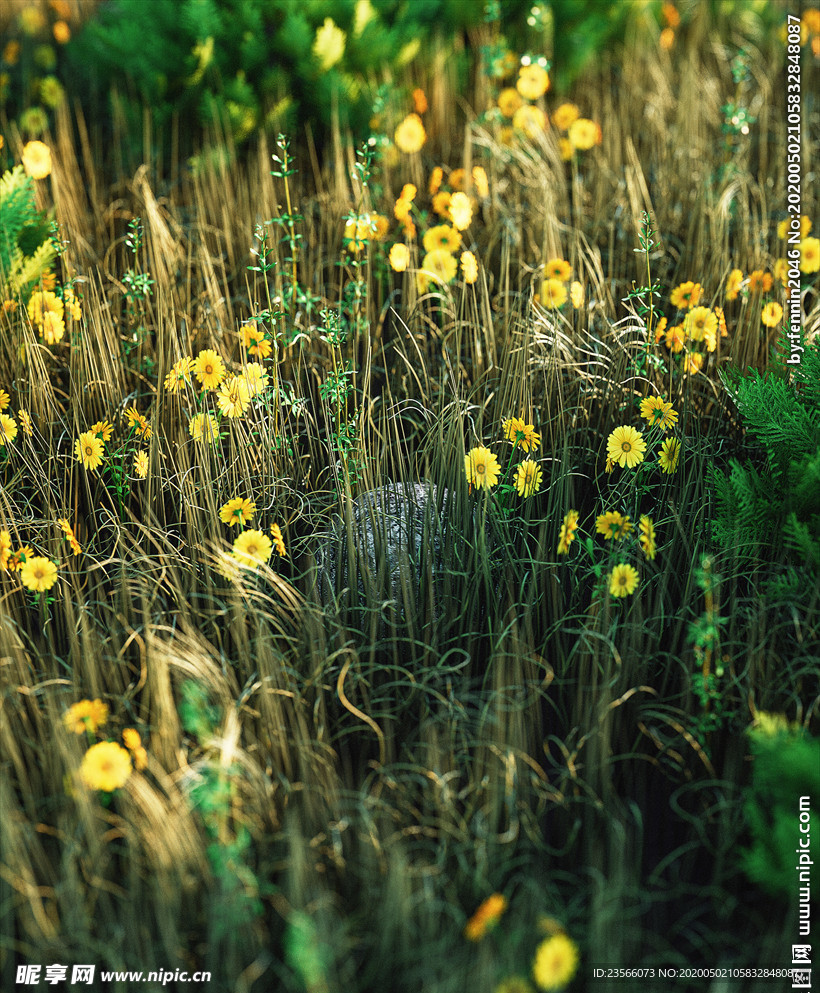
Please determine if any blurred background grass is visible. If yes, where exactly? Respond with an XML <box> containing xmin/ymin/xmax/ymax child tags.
<box><xmin>0</xmin><ymin>1</ymin><xmax>819</xmax><ymax>991</ymax></box>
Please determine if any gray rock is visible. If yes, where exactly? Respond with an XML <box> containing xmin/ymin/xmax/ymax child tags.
<box><xmin>315</xmin><ymin>482</ymin><xmax>450</xmax><ymax>622</ymax></box>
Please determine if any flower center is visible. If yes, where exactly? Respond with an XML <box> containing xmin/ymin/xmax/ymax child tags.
<box><xmin>621</xmin><ymin>441</ymin><xmax>631</xmax><ymax>452</ymax></box>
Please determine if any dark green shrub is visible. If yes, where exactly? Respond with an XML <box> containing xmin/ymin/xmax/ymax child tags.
<box><xmin>62</xmin><ymin>0</ymin><xmax>481</xmax><ymax>164</ymax></box>
<box><xmin>710</xmin><ymin>340</ymin><xmax>820</xmax><ymax>601</ymax></box>
<box><xmin>740</xmin><ymin>718</ymin><xmax>820</xmax><ymax>898</ymax></box>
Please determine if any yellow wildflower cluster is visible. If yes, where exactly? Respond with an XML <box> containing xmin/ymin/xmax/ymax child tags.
<box><xmin>539</xmin><ymin>256</ymin><xmax>584</xmax><ymax>311</ymax></box>
<box><xmin>656</xmin><ymin>249</ymin><xmax>808</xmax><ymax>374</ymax></box>
<box><xmin>386</xmin><ymin>166</ymin><xmax>488</xmax><ymax>292</ymax></box>
<box><xmin>464</xmin><ymin>416</ymin><xmax>543</xmax><ymax>497</ymax></box>
<box><xmin>1</xmin><ymin>527</ymin><xmax>58</xmax><ymax>592</ymax></box>
<box><xmin>343</xmin><ymin>213</ymin><xmax>388</xmax><ymax>254</ymax></box>
<box><xmin>64</xmin><ymin>696</ymin><xmax>147</xmax><ymax>791</ymax></box>
<box><xmin>216</xmin><ymin>497</ymin><xmax>287</xmax><ymax>576</ymax></box>
<box><xmin>493</xmin><ymin>54</ymin><xmax>600</xmax><ymax>157</ymax></box>
<box><xmin>163</xmin><ymin>341</ymin><xmax>271</xmax><ymax>452</ymax></box>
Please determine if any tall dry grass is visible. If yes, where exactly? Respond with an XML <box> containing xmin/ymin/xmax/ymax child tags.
<box><xmin>1</xmin><ymin>11</ymin><xmax>818</xmax><ymax>993</ymax></box>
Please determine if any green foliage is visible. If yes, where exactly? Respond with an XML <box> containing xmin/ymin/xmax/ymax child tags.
<box><xmin>498</xmin><ymin>0</ymin><xmax>643</xmax><ymax>93</ymax></box>
<box><xmin>710</xmin><ymin>341</ymin><xmax>820</xmax><ymax>588</ymax></box>
<box><xmin>284</xmin><ymin>911</ymin><xmax>331</xmax><ymax>992</ymax></box>
<box><xmin>64</xmin><ymin>0</ymin><xmax>484</xmax><ymax>160</ymax></box>
<box><xmin>687</xmin><ymin>557</ymin><xmax>732</xmax><ymax>745</ymax></box>
<box><xmin>0</xmin><ymin>166</ymin><xmax>55</xmax><ymax>299</ymax></box>
<box><xmin>739</xmin><ymin>722</ymin><xmax>820</xmax><ymax>898</ymax></box>
<box><xmin>120</xmin><ymin>217</ymin><xmax>155</xmax><ymax>374</ymax></box>
<box><xmin>179</xmin><ymin>681</ymin><xmax>268</xmax><ymax>939</ymax></box>
<box><xmin>624</xmin><ymin>210</ymin><xmax>665</xmax><ymax>377</ymax></box>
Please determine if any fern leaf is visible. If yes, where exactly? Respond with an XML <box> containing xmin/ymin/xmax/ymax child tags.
<box><xmin>3</xmin><ymin>241</ymin><xmax>57</xmax><ymax>299</ymax></box>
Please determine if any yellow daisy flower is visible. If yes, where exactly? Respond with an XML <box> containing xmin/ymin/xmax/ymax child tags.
<box><xmin>238</xmin><ymin>362</ymin><xmax>268</xmax><ymax>397</ymax></box>
<box><xmin>0</xmin><ymin>413</ymin><xmax>18</xmax><ymax>446</ymax></box>
<box><xmin>516</xmin><ymin>63</ymin><xmax>549</xmax><ymax>100</ymax></box>
<box><xmin>219</xmin><ymin>497</ymin><xmax>256</xmax><ymax>527</ymax></box>
<box><xmin>748</xmin><ymin>270</ymin><xmax>772</xmax><ymax>294</ymax></box>
<box><xmin>0</xmin><ymin>530</ymin><xmax>12</xmax><ymax>570</ymax></box>
<box><xmin>75</xmin><ymin>431</ymin><xmax>104</xmax><ymax>471</ymax></box>
<box><xmin>551</xmin><ymin>103</ymin><xmax>579</xmax><ymax>130</ymax></box>
<box><xmin>90</xmin><ymin>420</ymin><xmax>114</xmax><ymax>442</ymax></box>
<box><xmin>639</xmin><ymin>396</ymin><xmax>678</xmax><ymax>431</ymax></box>
<box><xmin>464</xmin><ymin>446</ymin><xmax>501</xmax><ymax>491</ymax></box>
<box><xmin>394</xmin><ymin>113</ymin><xmax>426</xmax><ymax>154</ymax></box>
<box><xmin>79</xmin><ymin>741</ymin><xmax>132</xmax><ymax>792</ymax></box>
<box><xmin>216</xmin><ymin>376</ymin><xmax>251</xmax><ymax>419</ymax></box>
<box><xmin>449</xmin><ymin>192</ymin><xmax>473</xmax><ymax>231</ymax></box>
<box><xmin>422</xmin><ymin>224</ymin><xmax>462</xmax><ymax>254</ymax></box>
<box><xmin>19</xmin><ymin>556</ymin><xmax>59</xmax><ymax>593</ymax></box>
<box><xmin>545</xmin><ymin>258</ymin><xmax>571</xmax><ymax>281</ymax></box>
<box><xmin>761</xmin><ymin>301</ymin><xmax>783</xmax><ymax>328</ymax></box>
<box><xmin>133</xmin><ymin>451</ymin><xmax>149</xmax><ymax>478</ymax></box>
<box><xmin>21</xmin><ymin>140</ymin><xmax>52</xmax><ymax>179</ymax></box>
<box><xmin>665</xmin><ymin>324</ymin><xmax>685</xmax><ymax>352</ymax></box>
<box><xmin>240</xmin><ymin>323</ymin><xmax>272</xmax><ymax>360</ymax></box>
<box><xmin>64</xmin><ymin>699</ymin><xmax>109</xmax><ymax>734</ymax></box>
<box><xmin>682</xmin><ymin>352</ymin><xmax>704</xmax><ymax>375</ymax></box>
<box><xmin>725</xmin><ymin>268</ymin><xmax>743</xmax><ymax>301</ymax></box>
<box><xmin>193</xmin><ymin>348</ymin><xmax>226</xmax><ymax>390</ymax></box>
<box><xmin>18</xmin><ymin>410</ymin><xmax>33</xmax><ymax>436</ymax></box>
<box><xmin>557</xmin><ymin>509</ymin><xmax>579</xmax><ymax>555</ymax></box>
<box><xmin>512</xmin><ymin>104</ymin><xmax>547</xmax><ymax>138</ymax></box>
<box><xmin>232</xmin><ymin>529</ymin><xmax>273</xmax><ymax>568</ymax></box>
<box><xmin>8</xmin><ymin>545</ymin><xmax>32</xmax><ymax>572</ymax></box>
<box><xmin>389</xmin><ymin>243</ymin><xmax>410</xmax><ymax>272</ymax></box>
<box><xmin>503</xmin><ymin>417</ymin><xmax>540</xmax><ymax>452</ymax></box>
<box><xmin>164</xmin><ymin>356</ymin><xmax>195</xmax><ymax>393</ymax></box>
<box><xmin>189</xmin><ymin>413</ymin><xmax>220</xmax><ymax>444</ymax></box>
<box><xmin>595</xmin><ymin>511</ymin><xmax>632</xmax><ymax>540</ymax></box>
<box><xmin>418</xmin><ymin>249</ymin><xmax>458</xmax><ymax>293</ymax></box>
<box><xmin>658</xmin><ymin>436</ymin><xmax>680</xmax><ymax>473</ymax></box>
<box><xmin>685</xmin><ymin>306</ymin><xmax>717</xmax><ymax>344</ymax></box>
<box><xmin>606</xmin><ymin>425</ymin><xmax>646</xmax><ymax>468</ymax></box>
<box><xmin>464</xmin><ymin>893</ymin><xmax>507</xmax><ymax>942</ymax></box>
<box><xmin>541</xmin><ymin>278</ymin><xmax>568</xmax><ymax>309</ymax></box>
<box><xmin>461</xmin><ymin>251</ymin><xmax>478</xmax><ymax>284</ymax></box>
<box><xmin>271</xmin><ymin>523</ymin><xmax>287</xmax><ymax>557</ymax></box>
<box><xmin>124</xmin><ymin>406</ymin><xmax>151</xmax><ymax>440</ymax></box>
<box><xmin>122</xmin><ymin>728</ymin><xmax>148</xmax><ymax>770</ymax></box>
<box><xmin>670</xmin><ymin>280</ymin><xmax>703</xmax><ymax>309</ymax></box>
<box><xmin>568</xmin><ymin>118</ymin><xmax>601</xmax><ymax>150</ymax></box>
<box><xmin>56</xmin><ymin>518</ymin><xmax>81</xmax><ymax>555</ymax></box>
<box><xmin>609</xmin><ymin>563</ymin><xmax>639</xmax><ymax>599</ymax></box>
<box><xmin>639</xmin><ymin>515</ymin><xmax>657</xmax><ymax>560</ymax></box>
<box><xmin>515</xmin><ymin>459</ymin><xmax>542</xmax><ymax>497</ymax></box>
<box><xmin>532</xmin><ymin>933</ymin><xmax>580</xmax><ymax>990</ymax></box>
<box><xmin>431</xmin><ymin>190</ymin><xmax>452</xmax><ymax>217</ymax></box>
<box><xmin>497</xmin><ymin>87</ymin><xmax>523</xmax><ymax>118</ymax></box>
<box><xmin>472</xmin><ymin>166</ymin><xmax>489</xmax><ymax>199</ymax></box>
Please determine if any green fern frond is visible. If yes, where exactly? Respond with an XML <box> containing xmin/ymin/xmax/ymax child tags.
<box><xmin>731</xmin><ymin>371</ymin><xmax>818</xmax><ymax>477</ymax></box>
<box><xmin>0</xmin><ymin>165</ymin><xmax>54</xmax><ymax>299</ymax></box>
<box><xmin>710</xmin><ymin>459</ymin><xmax>776</xmax><ymax>554</ymax></box>
<box><xmin>5</xmin><ymin>241</ymin><xmax>57</xmax><ymax>299</ymax></box>
<box><xmin>782</xmin><ymin>513</ymin><xmax>820</xmax><ymax>570</ymax></box>
<box><xmin>0</xmin><ymin>166</ymin><xmax>40</xmax><ymax>281</ymax></box>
